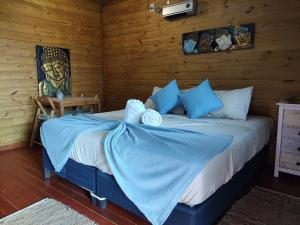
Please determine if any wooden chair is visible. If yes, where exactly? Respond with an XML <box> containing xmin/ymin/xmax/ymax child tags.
<box><xmin>90</xmin><ymin>95</ymin><xmax>99</xmax><ymax>113</ymax></box>
<box><xmin>76</xmin><ymin>94</ymin><xmax>99</xmax><ymax>114</ymax></box>
<box><xmin>29</xmin><ymin>97</ymin><xmax>57</xmax><ymax>147</ymax></box>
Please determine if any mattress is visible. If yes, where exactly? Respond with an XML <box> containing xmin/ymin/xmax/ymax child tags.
<box><xmin>70</xmin><ymin>110</ymin><xmax>272</xmax><ymax>206</ymax></box>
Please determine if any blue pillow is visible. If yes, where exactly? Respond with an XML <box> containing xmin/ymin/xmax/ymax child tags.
<box><xmin>150</xmin><ymin>80</ymin><xmax>181</xmax><ymax>114</ymax></box>
<box><xmin>180</xmin><ymin>80</ymin><xmax>223</xmax><ymax>119</ymax></box>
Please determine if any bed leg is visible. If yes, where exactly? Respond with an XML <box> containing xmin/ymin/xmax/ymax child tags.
<box><xmin>98</xmin><ymin>198</ymin><xmax>107</xmax><ymax>208</ymax></box>
<box><xmin>90</xmin><ymin>192</ymin><xmax>97</xmax><ymax>205</ymax></box>
<box><xmin>44</xmin><ymin>168</ymin><xmax>52</xmax><ymax>179</ymax></box>
<box><xmin>90</xmin><ymin>192</ymin><xmax>107</xmax><ymax>208</ymax></box>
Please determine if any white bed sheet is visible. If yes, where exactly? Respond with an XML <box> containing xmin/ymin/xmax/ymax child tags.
<box><xmin>70</xmin><ymin>110</ymin><xmax>272</xmax><ymax>206</ymax></box>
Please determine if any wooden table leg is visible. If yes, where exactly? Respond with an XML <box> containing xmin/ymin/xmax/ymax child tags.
<box><xmin>59</xmin><ymin>106</ymin><xmax>64</xmax><ymax>116</ymax></box>
<box><xmin>97</xmin><ymin>102</ymin><xmax>101</xmax><ymax>113</ymax></box>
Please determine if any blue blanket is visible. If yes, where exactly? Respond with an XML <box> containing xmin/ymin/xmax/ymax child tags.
<box><xmin>40</xmin><ymin>114</ymin><xmax>119</xmax><ymax>172</ymax></box>
<box><xmin>41</xmin><ymin>114</ymin><xmax>232</xmax><ymax>225</ymax></box>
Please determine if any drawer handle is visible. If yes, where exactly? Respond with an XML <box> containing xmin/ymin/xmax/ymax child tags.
<box><xmin>298</xmin><ymin>147</ymin><xmax>300</xmax><ymax>151</ymax></box>
<box><xmin>297</xmin><ymin>162</ymin><xmax>300</xmax><ymax>166</ymax></box>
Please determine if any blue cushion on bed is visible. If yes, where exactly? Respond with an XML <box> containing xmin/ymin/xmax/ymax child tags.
<box><xmin>150</xmin><ymin>80</ymin><xmax>181</xmax><ymax>114</ymax></box>
<box><xmin>180</xmin><ymin>79</ymin><xmax>223</xmax><ymax>119</ymax></box>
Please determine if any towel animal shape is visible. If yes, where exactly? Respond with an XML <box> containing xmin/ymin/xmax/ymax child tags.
<box><xmin>123</xmin><ymin>99</ymin><xmax>145</xmax><ymax>123</ymax></box>
<box><xmin>140</xmin><ymin>109</ymin><xmax>162</xmax><ymax>127</ymax></box>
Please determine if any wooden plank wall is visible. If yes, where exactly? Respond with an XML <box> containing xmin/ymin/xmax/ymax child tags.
<box><xmin>102</xmin><ymin>0</ymin><xmax>300</xmax><ymax>157</ymax></box>
<box><xmin>0</xmin><ymin>0</ymin><xmax>103</xmax><ymax>150</ymax></box>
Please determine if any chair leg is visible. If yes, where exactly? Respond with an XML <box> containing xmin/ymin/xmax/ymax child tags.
<box><xmin>29</xmin><ymin>108</ymin><xmax>41</xmax><ymax>148</ymax></box>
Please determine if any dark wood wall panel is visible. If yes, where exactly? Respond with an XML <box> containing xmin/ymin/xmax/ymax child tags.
<box><xmin>0</xmin><ymin>0</ymin><xmax>103</xmax><ymax>150</ymax></box>
<box><xmin>102</xmin><ymin>0</ymin><xmax>300</xmax><ymax>158</ymax></box>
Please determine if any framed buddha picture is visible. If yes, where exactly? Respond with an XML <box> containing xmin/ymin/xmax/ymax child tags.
<box><xmin>36</xmin><ymin>45</ymin><xmax>72</xmax><ymax>97</ymax></box>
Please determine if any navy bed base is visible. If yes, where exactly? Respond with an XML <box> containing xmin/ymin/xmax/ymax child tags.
<box><xmin>96</xmin><ymin>148</ymin><xmax>267</xmax><ymax>225</ymax></box>
<box><xmin>42</xmin><ymin>147</ymin><xmax>267</xmax><ymax>225</ymax></box>
<box><xmin>42</xmin><ymin>149</ymin><xmax>98</xmax><ymax>203</ymax></box>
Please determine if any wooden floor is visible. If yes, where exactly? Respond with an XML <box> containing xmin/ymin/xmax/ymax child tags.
<box><xmin>0</xmin><ymin>147</ymin><xmax>300</xmax><ymax>224</ymax></box>
<box><xmin>0</xmin><ymin>147</ymin><xmax>150</xmax><ymax>225</ymax></box>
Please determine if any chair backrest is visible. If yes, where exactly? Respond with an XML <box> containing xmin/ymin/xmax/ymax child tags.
<box><xmin>78</xmin><ymin>94</ymin><xmax>99</xmax><ymax>113</ymax></box>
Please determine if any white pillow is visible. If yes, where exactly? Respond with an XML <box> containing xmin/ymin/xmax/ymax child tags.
<box><xmin>208</xmin><ymin>87</ymin><xmax>253</xmax><ymax>120</ymax></box>
<box><xmin>144</xmin><ymin>87</ymin><xmax>191</xmax><ymax>115</ymax></box>
<box><xmin>144</xmin><ymin>87</ymin><xmax>161</xmax><ymax>109</ymax></box>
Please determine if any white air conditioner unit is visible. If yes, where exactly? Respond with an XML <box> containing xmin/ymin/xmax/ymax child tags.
<box><xmin>162</xmin><ymin>0</ymin><xmax>197</xmax><ymax>20</ymax></box>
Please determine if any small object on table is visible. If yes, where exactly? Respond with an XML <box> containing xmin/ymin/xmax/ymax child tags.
<box><xmin>274</xmin><ymin>102</ymin><xmax>300</xmax><ymax>177</ymax></box>
<box><xmin>56</xmin><ymin>90</ymin><xmax>64</xmax><ymax>100</ymax></box>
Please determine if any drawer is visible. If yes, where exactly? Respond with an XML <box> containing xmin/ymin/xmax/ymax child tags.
<box><xmin>283</xmin><ymin>110</ymin><xmax>300</xmax><ymax>126</ymax></box>
<box><xmin>282</xmin><ymin>137</ymin><xmax>300</xmax><ymax>145</ymax></box>
<box><xmin>281</xmin><ymin>142</ymin><xmax>300</xmax><ymax>153</ymax></box>
<box><xmin>281</xmin><ymin>125</ymin><xmax>300</xmax><ymax>148</ymax></box>
<box><xmin>282</xmin><ymin>125</ymin><xmax>300</xmax><ymax>136</ymax></box>
<box><xmin>282</xmin><ymin>133</ymin><xmax>300</xmax><ymax>142</ymax></box>
<box><xmin>280</xmin><ymin>152</ymin><xmax>300</xmax><ymax>171</ymax></box>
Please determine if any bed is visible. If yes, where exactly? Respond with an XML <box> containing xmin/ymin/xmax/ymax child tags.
<box><xmin>42</xmin><ymin>110</ymin><xmax>272</xmax><ymax>225</ymax></box>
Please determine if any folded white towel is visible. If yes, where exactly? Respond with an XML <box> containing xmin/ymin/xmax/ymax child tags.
<box><xmin>140</xmin><ymin>109</ymin><xmax>162</xmax><ymax>127</ymax></box>
<box><xmin>124</xmin><ymin>99</ymin><xmax>145</xmax><ymax>123</ymax></box>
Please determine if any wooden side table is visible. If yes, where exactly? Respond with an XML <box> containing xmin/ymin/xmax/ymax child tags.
<box><xmin>39</xmin><ymin>96</ymin><xmax>101</xmax><ymax>116</ymax></box>
<box><xmin>274</xmin><ymin>102</ymin><xmax>300</xmax><ymax>177</ymax></box>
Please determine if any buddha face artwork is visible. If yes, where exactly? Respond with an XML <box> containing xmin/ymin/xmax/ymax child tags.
<box><xmin>36</xmin><ymin>46</ymin><xmax>71</xmax><ymax>97</ymax></box>
<box><xmin>182</xmin><ymin>23</ymin><xmax>254</xmax><ymax>55</ymax></box>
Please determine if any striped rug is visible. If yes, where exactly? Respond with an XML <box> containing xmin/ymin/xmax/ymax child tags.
<box><xmin>0</xmin><ymin>198</ymin><xmax>98</xmax><ymax>225</ymax></box>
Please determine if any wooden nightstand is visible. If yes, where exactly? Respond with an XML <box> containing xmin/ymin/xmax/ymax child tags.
<box><xmin>274</xmin><ymin>103</ymin><xmax>300</xmax><ymax>177</ymax></box>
